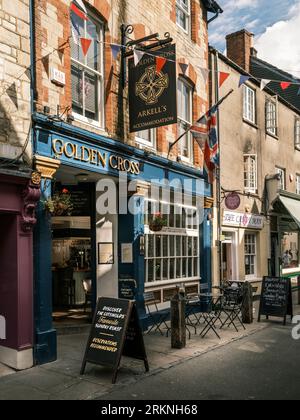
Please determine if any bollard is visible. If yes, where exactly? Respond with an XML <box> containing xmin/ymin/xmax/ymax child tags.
<box><xmin>171</xmin><ymin>287</ymin><xmax>186</xmax><ymax>349</ymax></box>
<box><xmin>242</xmin><ymin>281</ymin><xmax>254</xmax><ymax>324</ymax></box>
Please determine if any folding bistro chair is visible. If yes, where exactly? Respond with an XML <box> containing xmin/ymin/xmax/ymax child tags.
<box><xmin>143</xmin><ymin>291</ymin><xmax>170</xmax><ymax>336</ymax></box>
<box><xmin>198</xmin><ymin>283</ymin><xmax>223</xmax><ymax>339</ymax></box>
<box><xmin>220</xmin><ymin>286</ymin><xmax>246</xmax><ymax>332</ymax></box>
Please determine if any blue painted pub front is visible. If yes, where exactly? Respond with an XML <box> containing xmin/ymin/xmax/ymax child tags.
<box><xmin>33</xmin><ymin>113</ymin><xmax>213</xmax><ymax>365</ymax></box>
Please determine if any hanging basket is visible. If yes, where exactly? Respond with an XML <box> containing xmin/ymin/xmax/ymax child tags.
<box><xmin>149</xmin><ymin>222</ymin><xmax>164</xmax><ymax>232</ymax></box>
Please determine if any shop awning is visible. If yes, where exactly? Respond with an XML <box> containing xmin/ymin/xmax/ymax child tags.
<box><xmin>275</xmin><ymin>195</ymin><xmax>300</xmax><ymax>229</ymax></box>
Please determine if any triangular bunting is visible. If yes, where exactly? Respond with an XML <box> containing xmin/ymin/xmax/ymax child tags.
<box><xmin>6</xmin><ymin>82</ymin><xmax>18</xmax><ymax>109</ymax></box>
<box><xmin>133</xmin><ymin>49</ymin><xmax>145</xmax><ymax>66</ymax></box>
<box><xmin>41</xmin><ymin>55</ymin><xmax>49</xmax><ymax>76</ymax></box>
<box><xmin>80</xmin><ymin>38</ymin><xmax>92</xmax><ymax>56</ymax></box>
<box><xmin>260</xmin><ymin>79</ymin><xmax>271</xmax><ymax>90</ymax></box>
<box><xmin>219</xmin><ymin>72</ymin><xmax>230</xmax><ymax>88</ymax></box>
<box><xmin>111</xmin><ymin>44</ymin><xmax>121</xmax><ymax>60</ymax></box>
<box><xmin>179</xmin><ymin>63</ymin><xmax>189</xmax><ymax>75</ymax></box>
<box><xmin>70</xmin><ymin>2</ymin><xmax>88</xmax><ymax>20</ymax></box>
<box><xmin>280</xmin><ymin>82</ymin><xmax>291</xmax><ymax>90</ymax></box>
<box><xmin>156</xmin><ymin>56</ymin><xmax>167</xmax><ymax>73</ymax></box>
<box><xmin>200</xmin><ymin>67</ymin><xmax>209</xmax><ymax>82</ymax></box>
<box><xmin>239</xmin><ymin>75</ymin><xmax>250</xmax><ymax>88</ymax></box>
<box><xmin>73</xmin><ymin>0</ymin><xmax>87</xmax><ymax>14</ymax></box>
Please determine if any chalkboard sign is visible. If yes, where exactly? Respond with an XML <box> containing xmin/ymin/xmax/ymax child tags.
<box><xmin>80</xmin><ymin>297</ymin><xmax>149</xmax><ymax>384</ymax></box>
<box><xmin>258</xmin><ymin>277</ymin><xmax>293</xmax><ymax>325</ymax></box>
<box><xmin>119</xmin><ymin>279</ymin><xmax>137</xmax><ymax>300</ymax></box>
<box><xmin>70</xmin><ymin>189</ymin><xmax>91</xmax><ymax>217</ymax></box>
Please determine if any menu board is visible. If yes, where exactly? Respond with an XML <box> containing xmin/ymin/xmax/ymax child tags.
<box><xmin>119</xmin><ymin>279</ymin><xmax>137</xmax><ymax>300</ymax></box>
<box><xmin>258</xmin><ymin>277</ymin><xmax>293</xmax><ymax>325</ymax></box>
<box><xmin>81</xmin><ymin>297</ymin><xmax>148</xmax><ymax>383</ymax></box>
<box><xmin>70</xmin><ymin>189</ymin><xmax>91</xmax><ymax>217</ymax></box>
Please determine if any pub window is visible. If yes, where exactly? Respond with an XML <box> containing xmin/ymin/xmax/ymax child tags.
<box><xmin>244</xmin><ymin>233</ymin><xmax>257</xmax><ymax>278</ymax></box>
<box><xmin>145</xmin><ymin>201</ymin><xmax>200</xmax><ymax>284</ymax></box>
<box><xmin>136</xmin><ymin>129</ymin><xmax>156</xmax><ymax>149</ymax></box>
<box><xmin>266</xmin><ymin>98</ymin><xmax>278</xmax><ymax>137</ymax></box>
<box><xmin>297</xmin><ymin>174</ymin><xmax>300</xmax><ymax>195</ymax></box>
<box><xmin>177</xmin><ymin>79</ymin><xmax>193</xmax><ymax>161</ymax></box>
<box><xmin>276</xmin><ymin>166</ymin><xmax>286</xmax><ymax>190</ymax></box>
<box><xmin>281</xmin><ymin>232</ymin><xmax>299</xmax><ymax>270</ymax></box>
<box><xmin>295</xmin><ymin>118</ymin><xmax>300</xmax><ymax>150</ymax></box>
<box><xmin>243</xmin><ymin>85</ymin><xmax>256</xmax><ymax>124</ymax></box>
<box><xmin>176</xmin><ymin>0</ymin><xmax>191</xmax><ymax>34</ymax></box>
<box><xmin>70</xmin><ymin>8</ymin><xmax>104</xmax><ymax>126</ymax></box>
<box><xmin>244</xmin><ymin>154</ymin><xmax>257</xmax><ymax>193</ymax></box>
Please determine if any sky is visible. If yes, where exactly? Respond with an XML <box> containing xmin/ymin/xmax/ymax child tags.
<box><xmin>209</xmin><ymin>0</ymin><xmax>300</xmax><ymax>77</ymax></box>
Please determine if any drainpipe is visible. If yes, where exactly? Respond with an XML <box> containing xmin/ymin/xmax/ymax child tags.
<box><xmin>207</xmin><ymin>3</ymin><xmax>223</xmax><ymax>25</ymax></box>
<box><xmin>29</xmin><ymin>0</ymin><xmax>36</xmax><ymax>154</ymax></box>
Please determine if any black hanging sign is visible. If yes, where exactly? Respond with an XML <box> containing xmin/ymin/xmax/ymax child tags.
<box><xmin>80</xmin><ymin>297</ymin><xmax>149</xmax><ymax>384</ymax></box>
<box><xmin>258</xmin><ymin>276</ymin><xmax>293</xmax><ymax>325</ymax></box>
<box><xmin>128</xmin><ymin>44</ymin><xmax>177</xmax><ymax>133</ymax></box>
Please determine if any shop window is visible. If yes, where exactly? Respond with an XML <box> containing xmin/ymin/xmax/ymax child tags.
<box><xmin>295</xmin><ymin>119</ymin><xmax>300</xmax><ymax>151</ymax></box>
<box><xmin>276</xmin><ymin>167</ymin><xmax>286</xmax><ymax>191</ymax></box>
<box><xmin>70</xmin><ymin>8</ymin><xmax>104</xmax><ymax>126</ymax></box>
<box><xmin>266</xmin><ymin>98</ymin><xmax>278</xmax><ymax>137</ymax></box>
<box><xmin>145</xmin><ymin>202</ymin><xmax>199</xmax><ymax>284</ymax></box>
<box><xmin>281</xmin><ymin>232</ymin><xmax>299</xmax><ymax>269</ymax></box>
<box><xmin>177</xmin><ymin>79</ymin><xmax>193</xmax><ymax>161</ymax></box>
<box><xmin>176</xmin><ymin>0</ymin><xmax>191</xmax><ymax>33</ymax></box>
<box><xmin>136</xmin><ymin>129</ymin><xmax>156</xmax><ymax>149</ymax></box>
<box><xmin>244</xmin><ymin>233</ymin><xmax>257</xmax><ymax>278</ymax></box>
<box><xmin>243</xmin><ymin>85</ymin><xmax>256</xmax><ymax>124</ymax></box>
<box><xmin>244</xmin><ymin>154</ymin><xmax>257</xmax><ymax>193</ymax></box>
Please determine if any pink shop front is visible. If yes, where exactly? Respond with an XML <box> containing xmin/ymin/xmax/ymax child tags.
<box><xmin>0</xmin><ymin>171</ymin><xmax>40</xmax><ymax>370</ymax></box>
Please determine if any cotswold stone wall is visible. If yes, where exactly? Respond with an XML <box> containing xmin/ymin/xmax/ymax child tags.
<box><xmin>0</xmin><ymin>0</ymin><xmax>32</xmax><ymax>162</ymax></box>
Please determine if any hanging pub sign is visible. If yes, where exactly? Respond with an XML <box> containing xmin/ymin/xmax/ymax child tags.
<box><xmin>128</xmin><ymin>44</ymin><xmax>177</xmax><ymax>133</ymax></box>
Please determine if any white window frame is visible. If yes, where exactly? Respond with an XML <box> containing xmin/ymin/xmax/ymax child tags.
<box><xmin>244</xmin><ymin>154</ymin><xmax>257</xmax><ymax>194</ymax></box>
<box><xmin>70</xmin><ymin>9</ymin><xmax>104</xmax><ymax>128</ymax></box>
<box><xmin>177</xmin><ymin>78</ymin><xmax>193</xmax><ymax>162</ymax></box>
<box><xmin>266</xmin><ymin>98</ymin><xmax>278</xmax><ymax>137</ymax></box>
<box><xmin>295</xmin><ymin>118</ymin><xmax>300</xmax><ymax>151</ymax></box>
<box><xmin>296</xmin><ymin>174</ymin><xmax>300</xmax><ymax>195</ymax></box>
<box><xmin>276</xmin><ymin>167</ymin><xmax>286</xmax><ymax>191</ymax></box>
<box><xmin>176</xmin><ymin>0</ymin><xmax>191</xmax><ymax>34</ymax></box>
<box><xmin>243</xmin><ymin>85</ymin><xmax>256</xmax><ymax>124</ymax></box>
<box><xmin>135</xmin><ymin>129</ymin><xmax>156</xmax><ymax>150</ymax></box>
<box><xmin>244</xmin><ymin>233</ymin><xmax>257</xmax><ymax>280</ymax></box>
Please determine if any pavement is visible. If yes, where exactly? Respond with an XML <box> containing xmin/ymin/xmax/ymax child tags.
<box><xmin>0</xmin><ymin>300</ymin><xmax>299</xmax><ymax>400</ymax></box>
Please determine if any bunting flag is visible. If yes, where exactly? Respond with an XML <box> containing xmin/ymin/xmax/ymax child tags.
<box><xmin>200</xmin><ymin>67</ymin><xmax>209</xmax><ymax>83</ymax></box>
<box><xmin>80</xmin><ymin>38</ymin><xmax>92</xmax><ymax>56</ymax></box>
<box><xmin>179</xmin><ymin>62</ymin><xmax>189</xmax><ymax>76</ymax></box>
<box><xmin>260</xmin><ymin>79</ymin><xmax>271</xmax><ymax>90</ymax></box>
<box><xmin>133</xmin><ymin>49</ymin><xmax>145</xmax><ymax>66</ymax></box>
<box><xmin>219</xmin><ymin>72</ymin><xmax>230</xmax><ymax>88</ymax></box>
<box><xmin>111</xmin><ymin>44</ymin><xmax>121</xmax><ymax>60</ymax></box>
<box><xmin>203</xmin><ymin>105</ymin><xmax>219</xmax><ymax>184</ymax></box>
<box><xmin>71</xmin><ymin>15</ymin><xmax>80</xmax><ymax>45</ymax></box>
<box><xmin>239</xmin><ymin>75</ymin><xmax>250</xmax><ymax>88</ymax></box>
<box><xmin>73</xmin><ymin>0</ymin><xmax>87</xmax><ymax>14</ymax></box>
<box><xmin>70</xmin><ymin>2</ymin><xmax>88</xmax><ymax>20</ymax></box>
<box><xmin>156</xmin><ymin>56</ymin><xmax>167</xmax><ymax>73</ymax></box>
<box><xmin>280</xmin><ymin>82</ymin><xmax>291</xmax><ymax>90</ymax></box>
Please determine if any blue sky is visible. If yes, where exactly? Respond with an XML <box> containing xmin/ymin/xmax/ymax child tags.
<box><xmin>209</xmin><ymin>0</ymin><xmax>300</xmax><ymax>75</ymax></box>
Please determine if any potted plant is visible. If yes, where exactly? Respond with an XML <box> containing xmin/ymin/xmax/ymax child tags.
<box><xmin>44</xmin><ymin>188</ymin><xmax>74</xmax><ymax>217</ymax></box>
<box><xmin>149</xmin><ymin>212</ymin><xmax>168</xmax><ymax>232</ymax></box>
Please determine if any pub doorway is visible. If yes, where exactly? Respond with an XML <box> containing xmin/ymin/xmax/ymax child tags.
<box><xmin>222</xmin><ymin>231</ymin><xmax>237</xmax><ymax>282</ymax></box>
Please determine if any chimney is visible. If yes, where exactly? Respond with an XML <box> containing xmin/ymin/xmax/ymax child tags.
<box><xmin>226</xmin><ymin>30</ymin><xmax>255</xmax><ymax>72</ymax></box>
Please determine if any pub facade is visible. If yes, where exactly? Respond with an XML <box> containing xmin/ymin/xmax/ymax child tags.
<box><xmin>31</xmin><ymin>0</ymin><xmax>222</xmax><ymax>365</ymax></box>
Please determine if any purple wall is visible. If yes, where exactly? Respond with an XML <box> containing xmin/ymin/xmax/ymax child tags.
<box><xmin>0</xmin><ymin>177</ymin><xmax>34</xmax><ymax>351</ymax></box>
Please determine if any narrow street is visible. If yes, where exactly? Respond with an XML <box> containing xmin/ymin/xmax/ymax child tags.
<box><xmin>100</xmin><ymin>322</ymin><xmax>300</xmax><ymax>401</ymax></box>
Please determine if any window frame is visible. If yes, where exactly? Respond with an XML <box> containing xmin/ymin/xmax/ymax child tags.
<box><xmin>266</xmin><ymin>97</ymin><xmax>278</xmax><ymax>137</ymax></box>
<box><xmin>177</xmin><ymin>78</ymin><xmax>193</xmax><ymax>163</ymax></box>
<box><xmin>295</xmin><ymin>118</ymin><xmax>300</xmax><ymax>151</ymax></box>
<box><xmin>244</xmin><ymin>154</ymin><xmax>257</xmax><ymax>194</ymax></box>
<box><xmin>243</xmin><ymin>85</ymin><xmax>256</xmax><ymax>125</ymax></box>
<box><xmin>244</xmin><ymin>232</ymin><xmax>257</xmax><ymax>280</ymax></box>
<box><xmin>276</xmin><ymin>166</ymin><xmax>286</xmax><ymax>191</ymax></box>
<box><xmin>135</xmin><ymin>129</ymin><xmax>156</xmax><ymax>150</ymax></box>
<box><xmin>296</xmin><ymin>174</ymin><xmax>300</xmax><ymax>195</ymax></box>
<box><xmin>70</xmin><ymin>8</ymin><xmax>105</xmax><ymax>128</ymax></box>
<box><xmin>176</xmin><ymin>0</ymin><xmax>191</xmax><ymax>34</ymax></box>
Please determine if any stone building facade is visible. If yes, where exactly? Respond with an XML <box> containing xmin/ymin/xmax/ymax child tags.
<box><xmin>210</xmin><ymin>30</ymin><xmax>300</xmax><ymax>292</ymax></box>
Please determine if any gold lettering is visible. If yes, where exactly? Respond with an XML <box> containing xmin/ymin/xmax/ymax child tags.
<box><xmin>90</xmin><ymin>149</ymin><xmax>97</xmax><ymax>165</ymax></box>
<box><xmin>64</xmin><ymin>142</ymin><xmax>75</xmax><ymax>158</ymax></box>
<box><xmin>109</xmin><ymin>155</ymin><xmax>118</xmax><ymax>169</ymax></box>
<box><xmin>81</xmin><ymin>146</ymin><xmax>91</xmax><ymax>163</ymax></box>
<box><xmin>74</xmin><ymin>144</ymin><xmax>81</xmax><ymax>161</ymax></box>
<box><xmin>98</xmin><ymin>152</ymin><xmax>107</xmax><ymax>168</ymax></box>
<box><xmin>117</xmin><ymin>156</ymin><xmax>125</xmax><ymax>172</ymax></box>
<box><xmin>52</xmin><ymin>139</ymin><xmax>64</xmax><ymax>156</ymax></box>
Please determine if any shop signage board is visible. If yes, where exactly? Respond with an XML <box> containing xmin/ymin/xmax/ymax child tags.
<box><xmin>81</xmin><ymin>297</ymin><xmax>149</xmax><ymax>384</ymax></box>
<box><xmin>128</xmin><ymin>44</ymin><xmax>177</xmax><ymax>133</ymax></box>
<box><xmin>119</xmin><ymin>279</ymin><xmax>137</xmax><ymax>300</ymax></box>
<box><xmin>225</xmin><ymin>193</ymin><xmax>241</xmax><ymax>211</ymax></box>
<box><xmin>258</xmin><ymin>277</ymin><xmax>293</xmax><ymax>325</ymax></box>
<box><xmin>223</xmin><ymin>211</ymin><xmax>264</xmax><ymax>229</ymax></box>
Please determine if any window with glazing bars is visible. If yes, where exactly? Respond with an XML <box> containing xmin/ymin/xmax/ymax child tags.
<box><xmin>244</xmin><ymin>154</ymin><xmax>257</xmax><ymax>193</ymax></box>
<box><xmin>266</xmin><ymin>99</ymin><xmax>278</xmax><ymax>136</ymax></box>
<box><xmin>245</xmin><ymin>233</ymin><xmax>257</xmax><ymax>277</ymax></box>
<box><xmin>176</xmin><ymin>0</ymin><xmax>191</xmax><ymax>33</ymax></box>
<box><xmin>243</xmin><ymin>85</ymin><xmax>256</xmax><ymax>124</ymax></box>
<box><xmin>295</xmin><ymin>119</ymin><xmax>300</xmax><ymax>150</ymax></box>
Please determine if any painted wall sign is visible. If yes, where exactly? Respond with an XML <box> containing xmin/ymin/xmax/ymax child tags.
<box><xmin>128</xmin><ymin>44</ymin><xmax>177</xmax><ymax>133</ymax></box>
<box><xmin>52</xmin><ymin>138</ymin><xmax>141</xmax><ymax>175</ymax></box>
<box><xmin>223</xmin><ymin>211</ymin><xmax>264</xmax><ymax>229</ymax></box>
<box><xmin>50</xmin><ymin>68</ymin><xmax>66</xmax><ymax>86</ymax></box>
<box><xmin>81</xmin><ymin>298</ymin><xmax>149</xmax><ymax>383</ymax></box>
<box><xmin>225</xmin><ymin>192</ymin><xmax>241</xmax><ymax>210</ymax></box>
